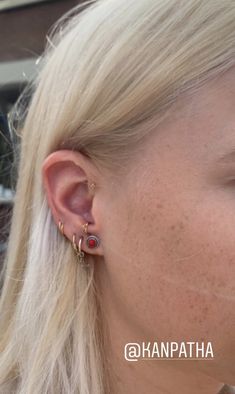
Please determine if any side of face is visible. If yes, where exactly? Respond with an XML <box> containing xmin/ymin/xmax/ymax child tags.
<box><xmin>97</xmin><ymin>66</ymin><xmax>235</xmax><ymax>383</ymax></box>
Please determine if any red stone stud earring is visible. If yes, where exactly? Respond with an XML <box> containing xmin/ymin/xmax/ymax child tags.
<box><xmin>86</xmin><ymin>235</ymin><xmax>100</xmax><ymax>249</ymax></box>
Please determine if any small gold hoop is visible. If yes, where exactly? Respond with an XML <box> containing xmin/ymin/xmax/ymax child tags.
<box><xmin>72</xmin><ymin>234</ymin><xmax>89</xmax><ymax>268</ymax></box>
<box><xmin>58</xmin><ymin>220</ymin><xmax>64</xmax><ymax>236</ymax></box>
<box><xmin>78</xmin><ymin>236</ymin><xmax>83</xmax><ymax>253</ymax></box>
<box><xmin>72</xmin><ymin>234</ymin><xmax>79</xmax><ymax>254</ymax></box>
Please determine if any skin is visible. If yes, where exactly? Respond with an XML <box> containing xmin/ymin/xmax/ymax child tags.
<box><xmin>42</xmin><ymin>65</ymin><xmax>235</xmax><ymax>394</ymax></box>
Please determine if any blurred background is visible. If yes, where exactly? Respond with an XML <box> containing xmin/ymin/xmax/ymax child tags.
<box><xmin>0</xmin><ymin>0</ymin><xmax>83</xmax><ymax>274</ymax></box>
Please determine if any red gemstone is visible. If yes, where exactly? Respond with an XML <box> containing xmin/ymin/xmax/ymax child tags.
<box><xmin>88</xmin><ymin>239</ymin><xmax>96</xmax><ymax>248</ymax></box>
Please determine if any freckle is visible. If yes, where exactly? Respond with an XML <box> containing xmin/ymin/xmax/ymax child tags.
<box><xmin>202</xmin><ymin>306</ymin><xmax>209</xmax><ymax>314</ymax></box>
<box><xmin>170</xmin><ymin>225</ymin><xmax>176</xmax><ymax>230</ymax></box>
<box><xmin>157</xmin><ymin>203</ymin><xmax>163</xmax><ymax>209</ymax></box>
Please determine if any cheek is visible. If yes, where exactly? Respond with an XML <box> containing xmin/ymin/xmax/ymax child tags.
<box><xmin>139</xmin><ymin>191</ymin><xmax>235</xmax><ymax>348</ymax></box>
<box><xmin>159</xmin><ymin>194</ymin><xmax>235</xmax><ymax>300</ymax></box>
<box><xmin>101</xmin><ymin>181</ymin><xmax>235</xmax><ymax>360</ymax></box>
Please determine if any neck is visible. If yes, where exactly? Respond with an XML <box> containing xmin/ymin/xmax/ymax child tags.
<box><xmin>101</xmin><ymin>304</ymin><xmax>224</xmax><ymax>394</ymax></box>
<box><xmin>106</xmin><ymin>333</ymin><xmax>223</xmax><ymax>393</ymax></box>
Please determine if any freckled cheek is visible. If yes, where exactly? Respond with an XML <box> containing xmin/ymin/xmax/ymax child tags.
<box><xmin>145</xmin><ymin>276</ymin><xmax>232</xmax><ymax>347</ymax></box>
<box><xmin>153</xmin><ymin>207</ymin><xmax>235</xmax><ymax>296</ymax></box>
<box><xmin>125</xmin><ymin>185</ymin><xmax>232</xmax><ymax>276</ymax></box>
<box><xmin>136</xmin><ymin>210</ymin><xmax>235</xmax><ymax>342</ymax></box>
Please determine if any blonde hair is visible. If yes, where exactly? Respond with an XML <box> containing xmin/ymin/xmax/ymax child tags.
<box><xmin>0</xmin><ymin>0</ymin><xmax>235</xmax><ymax>392</ymax></box>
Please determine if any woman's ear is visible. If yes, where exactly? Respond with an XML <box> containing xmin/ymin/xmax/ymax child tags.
<box><xmin>41</xmin><ymin>149</ymin><xmax>104</xmax><ymax>256</ymax></box>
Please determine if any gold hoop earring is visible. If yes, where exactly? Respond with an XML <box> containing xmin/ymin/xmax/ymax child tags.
<box><xmin>72</xmin><ymin>234</ymin><xmax>89</xmax><ymax>268</ymax></box>
<box><xmin>58</xmin><ymin>220</ymin><xmax>65</xmax><ymax>237</ymax></box>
